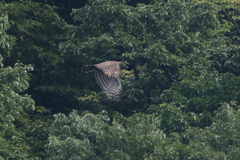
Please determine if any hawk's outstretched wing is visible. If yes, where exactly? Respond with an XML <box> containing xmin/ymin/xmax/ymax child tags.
<box><xmin>83</xmin><ymin>61</ymin><xmax>126</xmax><ymax>101</ymax></box>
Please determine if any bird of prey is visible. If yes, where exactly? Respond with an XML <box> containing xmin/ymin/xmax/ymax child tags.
<box><xmin>82</xmin><ymin>61</ymin><xmax>126</xmax><ymax>101</ymax></box>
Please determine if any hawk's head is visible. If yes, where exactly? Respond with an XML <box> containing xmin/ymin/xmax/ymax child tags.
<box><xmin>119</xmin><ymin>62</ymin><xmax>127</xmax><ymax>69</ymax></box>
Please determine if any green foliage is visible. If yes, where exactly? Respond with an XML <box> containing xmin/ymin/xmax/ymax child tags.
<box><xmin>149</xmin><ymin>103</ymin><xmax>196</xmax><ymax>134</ymax></box>
<box><xmin>65</xmin><ymin>0</ymin><xmax>225</xmax><ymax>114</ymax></box>
<box><xmin>184</xmin><ymin>102</ymin><xmax>240</xmax><ymax>159</ymax></box>
<box><xmin>1</xmin><ymin>0</ymin><xmax>240</xmax><ymax>159</ymax></box>
<box><xmin>0</xmin><ymin>63</ymin><xmax>35</xmax><ymax>160</ymax></box>
<box><xmin>25</xmin><ymin>105</ymin><xmax>52</xmax><ymax>159</ymax></box>
<box><xmin>45</xmin><ymin>0</ymin><xmax>240</xmax><ymax>158</ymax></box>
<box><xmin>0</xmin><ymin>13</ymin><xmax>16</xmax><ymax>60</ymax></box>
<box><xmin>46</xmin><ymin>103</ymin><xmax>240</xmax><ymax>159</ymax></box>
<box><xmin>46</xmin><ymin>110</ymin><xmax>164</xmax><ymax>159</ymax></box>
<box><xmin>0</xmin><ymin>13</ymin><xmax>36</xmax><ymax>159</ymax></box>
<box><xmin>1</xmin><ymin>0</ymin><xmax>77</xmax><ymax>113</ymax></box>
<box><xmin>0</xmin><ymin>7</ymin><xmax>48</xmax><ymax>160</ymax></box>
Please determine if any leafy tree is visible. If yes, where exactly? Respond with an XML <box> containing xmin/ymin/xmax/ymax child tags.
<box><xmin>1</xmin><ymin>0</ymin><xmax>240</xmax><ymax>159</ymax></box>
<box><xmin>1</xmin><ymin>0</ymin><xmax>77</xmax><ymax>113</ymax></box>
<box><xmin>0</xmin><ymin>13</ymin><xmax>36</xmax><ymax>159</ymax></box>
<box><xmin>45</xmin><ymin>102</ymin><xmax>240</xmax><ymax>159</ymax></box>
<box><xmin>63</xmin><ymin>0</ymin><xmax>231</xmax><ymax>119</ymax></box>
<box><xmin>184</xmin><ymin>102</ymin><xmax>240</xmax><ymax>159</ymax></box>
<box><xmin>46</xmin><ymin>110</ymin><xmax>164</xmax><ymax>159</ymax></box>
<box><xmin>216</xmin><ymin>0</ymin><xmax>240</xmax><ymax>46</ymax></box>
<box><xmin>159</xmin><ymin>0</ymin><xmax>240</xmax><ymax>130</ymax></box>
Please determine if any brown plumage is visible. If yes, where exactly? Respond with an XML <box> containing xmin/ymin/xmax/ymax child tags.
<box><xmin>82</xmin><ymin>61</ymin><xmax>126</xmax><ymax>101</ymax></box>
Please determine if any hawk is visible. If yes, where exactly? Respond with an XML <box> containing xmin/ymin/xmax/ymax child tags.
<box><xmin>82</xmin><ymin>61</ymin><xmax>126</xmax><ymax>101</ymax></box>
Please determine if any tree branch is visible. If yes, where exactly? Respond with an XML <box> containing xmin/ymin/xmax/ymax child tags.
<box><xmin>223</xmin><ymin>9</ymin><xmax>240</xmax><ymax>35</ymax></box>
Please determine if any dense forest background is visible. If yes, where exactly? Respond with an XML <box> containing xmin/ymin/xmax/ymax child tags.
<box><xmin>1</xmin><ymin>0</ymin><xmax>240</xmax><ymax>159</ymax></box>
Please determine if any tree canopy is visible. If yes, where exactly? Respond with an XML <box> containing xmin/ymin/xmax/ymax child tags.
<box><xmin>0</xmin><ymin>0</ymin><xmax>240</xmax><ymax>159</ymax></box>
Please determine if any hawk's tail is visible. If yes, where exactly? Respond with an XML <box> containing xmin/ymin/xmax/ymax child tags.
<box><xmin>82</xmin><ymin>65</ymin><xmax>96</xmax><ymax>73</ymax></box>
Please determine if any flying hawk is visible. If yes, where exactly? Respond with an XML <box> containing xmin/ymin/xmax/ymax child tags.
<box><xmin>82</xmin><ymin>61</ymin><xmax>126</xmax><ymax>101</ymax></box>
